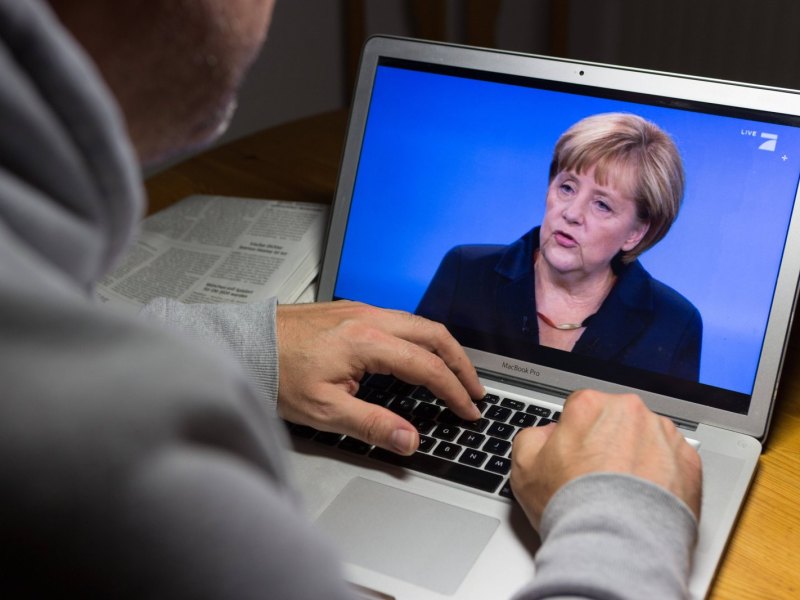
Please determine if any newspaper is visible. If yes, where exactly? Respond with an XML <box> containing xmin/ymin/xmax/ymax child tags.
<box><xmin>96</xmin><ymin>195</ymin><xmax>327</xmax><ymax>312</ymax></box>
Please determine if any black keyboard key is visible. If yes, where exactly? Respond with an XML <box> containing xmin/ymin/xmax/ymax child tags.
<box><xmin>432</xmin><ymin>424</ymin><xmax>460</xmax><ymax>441</ymax></box>
<box><xmin>433</xmin><ymin>441</ymin><xmax>463</xmax><ymax>460</ymax></box>
<box><xmin>475</xmin><ymin>400</ymin><xmax>489</xmax><ymax>414</ymax></box>
<box><xmin>487</xmin><ymin>421</ymin><xmax>515</xmax><ymax>440</ymax></box>
<box><xmin>370</xmin><ymin>448</ymin><xmax>503</xmax><ymax>493</ymax></box>
<box><xmin>482</xmin><ymin>393</ymin><xmax>500</xmax><ymax>404</ymax></box>
<box><xmin>553</xmin><ymin>411</ymin><xmax>561</xmax><ymax>422</ymax></box>
<box><xmin>501</xmin><ymin>398</ymin><xmax>525</xmax><ymax>411</ymax></box>
<box><xmin>389</xmin><ymin>380</ymin><xmax>415</xmax><ymax>396</ymax></box>
<box><xmin>483</xmin><ymin>437</ymin><xmax>511</xmax><ymax>456</ymax></box>
<box><xmin>411</xmin><ymin>418</ymin><xmax>436</xmax><ymax>435</ymax></box>
<box><xmin>413</xmin><ymin>402</ymin><xmax>441</xmax><ymax>420</ymax></box>
<box><xmin>457</xmin><ymin>430</ymin><xmax>486</xmax><ymax>448</ymax></box>
<box><xmin>459</xmin><ymin>449</ymin><xmax>488</xmax><ymax>468</ymax></box>
<box><xmin>315</xmin><ymin>431</ymin><xmax>344</xmax><ymax>446</ymax></box>
<box><xmin>525</xmin><ymin>405</ymin><xmax>552</xmax><ymax>418</ymax></box>
<box><xmin>338</xmin><ymin>436</ymin><xmax>371</xmax><ymax>455</ymax></box>
<box><xmin>485</xmin><ymin>456</ymin><xmax>512</xmax><ymax>475</ymax></box>
<box><xmin>462</xmin><ymin>418</ymin><xmax>490</xmax><ymax>433</ymax></box>
<box><xmin>536</xmin><ymin>418</ymin><xmax>554</xmax><ymax>427</ymax></box>
<box><xmin>388</xmin><ymin>396</ymin><xmax>416</xmax><ymax>415</ymax></box>
<box><xmin>365</xmin><ymin>373</ymin><xmax>395</xmax><ymax>390</ymax></box>
<box><xmin>365</xmin><ymin>389</ymin><xmax>394</xmax><ymax>407</ymax></box>
<box><xmin>485</xmin><ymin>405</ymin><xmax>512</xmax><ymax>422</ymax></box>
<box><xmin>418</xmin><ymin>435</ymin><xmax>436</xmax><ymax>452</ymax></box>
<box><xmin>499</xmin><ymin>480</ymin><xmax>515</xmax><ymax>500</ymax></box>
<box><xmin>437</xmin><ymin>408</ymin><xmax>463</xmax><ymax>425</ymax></box>
<box><xmin>411</xmin><ymin>386</ymin><xmax>437</xmax><ymax>402</ymax></box>
<box><xmin>509</xmin><ymin>412</ymin><xmax>537</xmax><ymax>428</ymax></box>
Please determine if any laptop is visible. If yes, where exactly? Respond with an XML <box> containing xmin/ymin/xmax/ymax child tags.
<box><xmin>286</xmin><ymin>35</ymin><xmax>800</xmax><ymax>599</ymax></box>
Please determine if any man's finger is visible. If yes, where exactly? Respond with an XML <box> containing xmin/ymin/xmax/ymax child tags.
<box><xmin>375</xmin><ymin>309</ymin><xmax>485</xmax><ymax>400</ymax></box>
<box><xmin>327</xmin><ymin>391</ymin><xmax>420</xmax><ymax>455</ymax></box>
<box><xmin>510</xmin><ymin>423</ymin><xmax>558</xmax><ymax>530</ymax></box>
<box><xmin>351</xmin><ymin>327</ymin><xmax>481</xmax><ymax>421</ymax></box>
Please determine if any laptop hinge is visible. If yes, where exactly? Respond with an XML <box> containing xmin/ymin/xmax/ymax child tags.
<box><xmin>476</xmin><ymin>368</ymin><xmax>572</xmax><ymax>399</ymax></box>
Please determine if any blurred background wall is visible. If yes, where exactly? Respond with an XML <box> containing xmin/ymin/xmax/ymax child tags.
<box><xmin>217</xmin><ymin>0</ymin><xmax>800</xmax><ymax>145</ymax></box>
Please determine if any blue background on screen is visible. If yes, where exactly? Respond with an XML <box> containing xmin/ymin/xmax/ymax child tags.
<box><xmin>335</xmin><ymin>66</ymin><xmax>800</xmax><ymax>395</ymax></box>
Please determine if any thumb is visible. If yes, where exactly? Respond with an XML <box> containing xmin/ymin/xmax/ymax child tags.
<box><xmin>333</xmin><ymin>391</ymin><xmax>420</xmax><ymax>455</ymax></box>
<box><xmin>512</xmin><ymin>422</ymin><xmax>557</xmax><ymax>463</ymax></box>
<box><xmin>511</xmin><ymin>423</ymin><xmax>558</xmax><ymax>531</ymax></box>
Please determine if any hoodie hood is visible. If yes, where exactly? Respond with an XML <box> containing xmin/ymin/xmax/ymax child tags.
<box><xmin>0</xmin><ymin>0</ymin><xmax>143</xmax><ymax>293</ymax></box>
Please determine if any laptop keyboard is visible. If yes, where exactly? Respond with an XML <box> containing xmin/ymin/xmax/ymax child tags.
<box><xmin>285</xmin><ymin>373</ymin><xmax>561</xmax><ymax>498</ymax></box>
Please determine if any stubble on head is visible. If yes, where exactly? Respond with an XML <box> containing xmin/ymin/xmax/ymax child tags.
<box><xmin>47</xmin><ymin>0</ymin><xmax>275</xmax><ymax>166</ymax></box>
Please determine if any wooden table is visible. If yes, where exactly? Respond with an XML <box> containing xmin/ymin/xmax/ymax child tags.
<box><xmin>146</xmin><ymin>109</ymin><xmax>800</xmax><ymax>599</ymax></box>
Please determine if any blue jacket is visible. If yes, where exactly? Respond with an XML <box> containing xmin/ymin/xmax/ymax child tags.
<box><xmin>416</xmin><ymin>227</ymin><xmax>702</xmax><ymax>381</ymax></box>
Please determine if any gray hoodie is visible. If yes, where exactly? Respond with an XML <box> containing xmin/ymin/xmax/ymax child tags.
<box><xmin>0</xmin><ymin>1</ymin><xmax>352</xmax><ymax>597</ymax></box>
<box><xmin>0</xmin><ymin>1</ymin><xmax>696</xmax><ymax>599</ymax></box>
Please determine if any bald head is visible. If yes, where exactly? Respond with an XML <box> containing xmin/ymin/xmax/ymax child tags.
<box><xmin>47</xmin><ymin>0</ymin><xmax>275</xmax><ymax>166</ymax></box>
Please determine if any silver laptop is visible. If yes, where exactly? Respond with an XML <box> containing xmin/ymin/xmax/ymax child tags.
<box><xmin>288</xmin><ymin>36</ymin><xmax>800</xmax><ymax>599</ymax></box>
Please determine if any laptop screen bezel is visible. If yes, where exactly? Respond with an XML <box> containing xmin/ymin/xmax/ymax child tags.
<box><xmin>317</xmin><ymin>35</ymin><xmax>800</xmax><ymax>441</ymax></box>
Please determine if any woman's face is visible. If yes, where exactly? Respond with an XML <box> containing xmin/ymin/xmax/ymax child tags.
<box><xmin>539</xmin><ymin>164</ymin><xmax>649</xmax><ymax>279</ymax></box>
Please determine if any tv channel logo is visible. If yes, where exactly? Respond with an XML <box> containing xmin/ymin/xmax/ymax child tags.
<box><xmin>759</xmin><ymin>132</ymin><xmax>778</xmax><ymax>152</ymax></box>
<box><xmin>740</xmin><ymin>129</ymin><xmax>778</xmax><ymax>151</ymax></box>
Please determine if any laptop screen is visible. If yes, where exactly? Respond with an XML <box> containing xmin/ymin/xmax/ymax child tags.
<box><xmin>329</xmin><ymin>53</ymin><xmax>800</xmax><ymax>418</ymax></box>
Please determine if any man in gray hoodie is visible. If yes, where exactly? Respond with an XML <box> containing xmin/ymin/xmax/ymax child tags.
<box><xmin>0</xmin><ymin>0</ymin><xmax>701</xmax><ymax>598</ymax></box>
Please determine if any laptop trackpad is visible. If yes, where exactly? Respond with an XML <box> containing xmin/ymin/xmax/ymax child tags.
<box><xmin>315</xmin><ymin>477</ymin><xmax>500</xmax><ymax>595</ymax></box>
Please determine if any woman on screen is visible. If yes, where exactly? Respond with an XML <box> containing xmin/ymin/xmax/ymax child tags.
<box><xmin>416</xmin><ymin>112</ymin><xmax>702</xmax><ymax>381</ymax></box>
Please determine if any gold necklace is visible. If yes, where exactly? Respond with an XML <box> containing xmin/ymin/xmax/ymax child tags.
<box><xmin>536</xmin><ymin>311</ymin><xmax>596</xmax><ymax>330</ymax></box>
<box><xmin>532</xmin><ymin>249</ymin><xmax>615</xmax><ymax>331</ymax></box>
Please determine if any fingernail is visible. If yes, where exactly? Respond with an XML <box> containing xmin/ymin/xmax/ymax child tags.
<box><xmin>391</xmin><ymin>429</ymin><xmax>417</xmax><ymax>455</ymax></box>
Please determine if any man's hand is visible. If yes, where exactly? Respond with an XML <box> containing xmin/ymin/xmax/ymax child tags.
<box><xmin>511</xmin><ymin>390</ymin><xmax>702</xmax><ymax>530</ymax></box>
<box><xmin>276</xmin><ymin>301</ymin><xmax>484</xmax><ymax>455</ymax></box>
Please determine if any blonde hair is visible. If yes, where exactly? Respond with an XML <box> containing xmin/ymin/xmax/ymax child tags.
<box><xmin>548</xmin><ymin>113</ymin><xmax>685</xmax><ymax>262</ymax></box>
